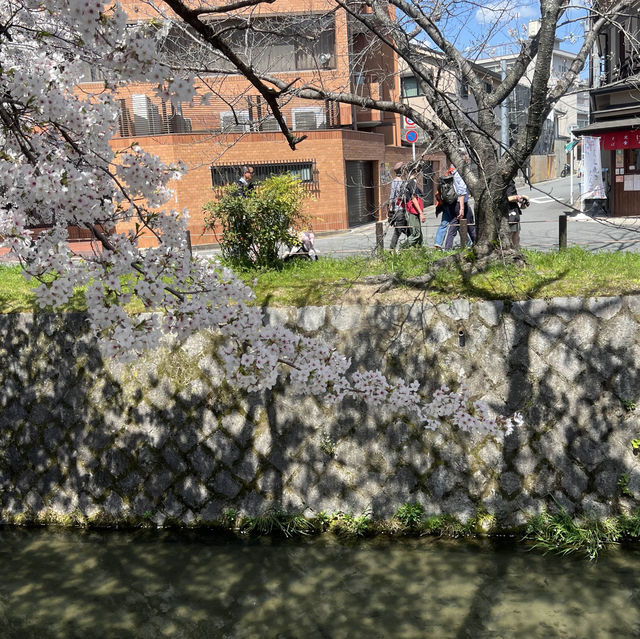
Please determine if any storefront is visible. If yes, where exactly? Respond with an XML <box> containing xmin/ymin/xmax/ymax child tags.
<box><xmin>575</xmin><ymin>119</ymin><xmax>640</xmax><ymax>217</ymax></box>
<box><xmin>602</xmin><ymin>130</ymin><xmax>640</xmax><ymax>217</ymax></box>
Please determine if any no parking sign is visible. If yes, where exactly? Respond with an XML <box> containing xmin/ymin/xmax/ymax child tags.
<box><xmin>405</xmin><ymin>129</ymin><xmax>418</xmax><ymax>143</ymax></box>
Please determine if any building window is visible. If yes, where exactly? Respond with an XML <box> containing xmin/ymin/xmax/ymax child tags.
<box><xmin>159</xmin><ymin>15</ymin><xmax>335</xmax><ymax>74</ymax></box>
<box><xmin>211</xmin><ymin>161</ymin><xmax>318</xmax><ymax>188</ymax></box>
<box><xmin>484</xmin><ymin>81</ymin><xmax>493</xmax><ymax>94</ymax></box>
<box><xmin>401</xmin><ymin>76</ymin><xmax>421</xmax><ymax>98</ymax></box>
<box><xmin>460</xmin><ymin>79</ymin><xmax>469</xmax><ymax>99</ymax></box>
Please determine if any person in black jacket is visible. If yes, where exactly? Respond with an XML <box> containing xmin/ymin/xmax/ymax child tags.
<box><xmin>506</xmin><ymin>179</ymin><xmax>529</xmax><ymax>249</ymax></box>
<box><xmin>235</xmin><ymin>165</ymin><xmax>254</xmax><ymax>196</ymax></box>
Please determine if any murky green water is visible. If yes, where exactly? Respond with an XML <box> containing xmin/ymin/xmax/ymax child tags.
<box><xmin>0</xmin><ymin>528</ymin><xmax>639</xmax><ymax>638</ymax></box>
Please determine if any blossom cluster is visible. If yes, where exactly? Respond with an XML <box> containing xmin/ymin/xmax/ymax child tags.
<box><xmin>0</xmin><ymin>1</ymin><xmax>520</xmax><ymax>438</ymax></box>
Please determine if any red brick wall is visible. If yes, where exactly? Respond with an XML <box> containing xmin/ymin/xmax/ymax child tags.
<box><xmin>112</xmin><ymin>130</ymin><xmax>416</xmax><ymax>246</ymax></box>
<box><xmin>101</xmin><ymin>1</ymin><xmax>410</xmax><ymax>246</ymax></box>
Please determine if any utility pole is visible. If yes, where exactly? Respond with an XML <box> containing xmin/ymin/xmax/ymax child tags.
<box><xmin>501</xmin><ymin>59</ymin><xmax>508</xmax><ymax>155</ymax></box>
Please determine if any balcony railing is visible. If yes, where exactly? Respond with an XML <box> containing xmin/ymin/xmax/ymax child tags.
<box><xmin>115</xmin><ymin>93</ymin><xmax>342</xmax><ymax>138</ymax></box>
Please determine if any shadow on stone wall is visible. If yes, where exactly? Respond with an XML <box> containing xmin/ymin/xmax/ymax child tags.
<box><xmin>1</xmin><ymin>297</ymin><xmax>640</xmax><ymax>527</ymax></box>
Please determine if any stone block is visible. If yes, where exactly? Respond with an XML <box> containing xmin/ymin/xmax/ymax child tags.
<box><xmin>204</xmin><ymin>430</ymin><xmax>241</xmax><ymax>465</ymax></box>
<box><xmin>569</xmin><ymin>437</ymin><xmax>606</xmax><ymax>472</ymax></box>
<box><xmin>587</xmin><ymin>296</ymin><xmax>623</xmax><ymax>321</ymax></box>
<box><xmin>624</xmin><ymin>295</ymin><xmax>640</xmax><ymax>317</ymax></box>
<box><xmin>177</xmin><ymin>476</ymin><xmax>208</xmax><ymax>508</ymax></box>
<box><xmin>441</xmin><ymin>494</ymin><xmax>475</xmax><ymax>522</ymax></box>
<box><xmin>145</xmin><ymin>471</ymin><xmax>173</xmax><ymax>499</ymax></box>
<box><xmin>162</xmin><ymin>492</ymin><xmax>184</xmax><ymax>518</ymax></box>
<box><xmin>426</xmin><ymin>465</ymin><xmax>455</xmax><ymax>500</ymax></box>
<box><xmin>189</xmin><ymin>447</ymin><xmax>216</xmax><ymax>481</ymax></box>
<box><xmin>161</xmin><ymin>445</ymin><xmax>187</xmax><ymax>475</ymax></box>
<box><xmin>263</xmin><ymin>307</ymin><xmax>293</xmax><ymax>328</ymax></box>
<box><xmin>566</xmin><ymin>313</ymin><xmax>599</xmax><ymax>350</ymax></box>
<box><xmin>425</xmin><ymin>321</ymin><xmax>453</xmax><ymax>346</ymax></box>
<box><xmin>438</xmin><ymin>299</ymin><xmax>470</xmax><ymax>321</ymax></box>
<box><xmin>296</xmin><ymin>306</ymin><xmax>326</xmax><ymax>332</ymax></box>
<box><xmin>499</xmin><ymin>471</ymin><xmax>521</xmax><ymax>497</ymax></box>
<box><xmin>599</xmin><ymin>314</ymin><xmax>639</xmax><ymax>351</ymax></box>
<box><xmin>199</xmin><ymin>501</ymin><xmax>223</xmax><ymax>522</ymax></box>
<box><xmin>328</xmin><ymin>305</ymin><xmax>362</xmax><ymax>331</ymax></box>
<box><xmin>550</xmin><ymin>342</ymin><xmax>585</xmax><ymax>382</ymax></box>
<box><xmin>580</xmin><ymin>494</ymin><xmax>613</xmax><ymax>517</ymax></box>
<box><xmin>220</xmin><ymin>413</ymin><xmax>252</xmax><ymax>447</ymax></box>
<box><xmin>560</xmin><ymin>465</ymin><xmax>589</xmax><ymax>500</ymax></box>
<box><xmin>512</xmin><ymin>299</ymin><xmax>549</xmax><ymax>325</ymax></box>
<box><xmin>103</xmin><ymin>491</ymin><xmax>125</xmax><ymax>516</ymax></box>
<box><xmin>474</xmin><ymin>300</ymin><xmax>504</xmax><ymax>327</ymax></box>
<box><xmin>212</xmin><ymin>470</ymin><xmax>242</xmax><ymax>498</ymax></box>
<box><xmin>233</xmin><ymin>450</ymin><xmax>261</xmax><ymax>481</ymax></box>
<box><xmin>549</xmin><ymin>296</ymin><xmax>584</xmax><ymax>322</ymax></box>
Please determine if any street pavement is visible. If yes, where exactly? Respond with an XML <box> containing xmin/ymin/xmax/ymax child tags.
<box><xmin>307</xmin><ymin>175</ymin><xmax>640</xmax><ymax>258</ymax></box>
<box><xmin>4</xmin><ymin>176</ymin><xmax>639</xmax><ymax>264</ymax></box>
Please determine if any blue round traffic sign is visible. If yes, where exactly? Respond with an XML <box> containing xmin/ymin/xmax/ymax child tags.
<box><xmin>405</xmin><ymin>129</ymin><xmax>418</xmax><ymax>143</ymax></box>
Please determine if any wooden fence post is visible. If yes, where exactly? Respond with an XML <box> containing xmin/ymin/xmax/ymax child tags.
<box><xmin>559</xmin><ymin>214</ymin><xmax>567</xmax><ymax>250</ymax></box>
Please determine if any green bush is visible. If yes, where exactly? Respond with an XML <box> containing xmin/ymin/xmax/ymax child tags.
<box><xmin>203</xmin><ymin>174</ymin><xmax>309</xmax><ymax>269</ymax></box>
<box><xmin>395</xmin><ymin>502</ymin><xmax>425</xmax><ymax>529</ymax></box>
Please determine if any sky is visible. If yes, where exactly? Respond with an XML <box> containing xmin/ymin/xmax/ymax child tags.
<box><xmin>446</xmin><ymin>0</ymin><xmax>588</xmax><ymax>59</ymax></box>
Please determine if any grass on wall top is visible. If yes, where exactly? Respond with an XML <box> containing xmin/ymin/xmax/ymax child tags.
<box><xmin>2</xmin><ymin>247</ymin><xmax>640</xmax><ymax>312</ymax></box>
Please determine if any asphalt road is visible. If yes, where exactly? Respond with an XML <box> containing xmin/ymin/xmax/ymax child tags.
<box><xmin>309</xmin><ymin>176</ymin><xmax>640</xmax><ymax>258</ymax></box>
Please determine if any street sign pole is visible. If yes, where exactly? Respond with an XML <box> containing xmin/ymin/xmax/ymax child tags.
<box><xmin>570</xmin><ymin>133</ymin><xmax>575</xmax><ymax>205</ymax></box>
<box><xmin>404</xmin><ymin>128</ymin><xmax>418</xmax><ymax>158</ymax></box>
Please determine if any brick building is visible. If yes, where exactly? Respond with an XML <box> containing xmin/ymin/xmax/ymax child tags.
<box><xmin>80</xmin><ymin>0</ymin><xmax>419</xmax><ymax>246</ymax></box>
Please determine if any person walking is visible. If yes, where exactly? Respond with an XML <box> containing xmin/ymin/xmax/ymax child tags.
<box><xmin>388</xmin><ymin>162</ymin><xmax>409</xmax><ymax>250</ymax></box>
<box><xmin>434</xmin><ymin>165</ymin><xmax>455</xmax><ymax>249</ymax></box>
<box><xmin>444</xmin><ymin>151</ymin><xmax>476</xmax><ymax>249</ymax></box>
<box><xmin>403</xmin><ymin>166</ymin><xmax>425</xmax><ymax>247</ymax></box>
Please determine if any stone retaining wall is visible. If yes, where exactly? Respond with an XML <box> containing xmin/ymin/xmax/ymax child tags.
<box><xmin>2</xmin><ymin>295</ymin><xmax>640</xmax><ymax>528</ymax></box>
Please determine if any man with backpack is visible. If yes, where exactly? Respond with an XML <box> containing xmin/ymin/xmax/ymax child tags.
<box><xmin>434</xmin><ymin>166</ymin><xmax>457</xmax><ymax>249</ymax></box>
<box><xmin>388</xmin><ymin>162</ymin><xmax>409</xmax><ymax>250</ymax></box>
<box><xmin>435</xmin><ymin>150</ymin><xmax>476</xmax><ymax>250</ymax></box>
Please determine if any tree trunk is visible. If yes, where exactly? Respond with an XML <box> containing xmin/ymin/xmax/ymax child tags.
<box><xmin>473</xmin><ymin>181</ymin><xmax>522</xmax><ymax>261</ymax></box>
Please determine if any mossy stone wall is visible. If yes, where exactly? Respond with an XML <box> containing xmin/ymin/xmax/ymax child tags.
<box><xmin>1</xmin><ymin>296</ymin><xmax>640</xmax><ymax>528</ymax></box>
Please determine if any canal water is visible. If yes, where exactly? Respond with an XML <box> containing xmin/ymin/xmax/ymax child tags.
<box><xmin>0</xmin><ymin>528</ymin><xmax>639</xmax><ymax>638</ymax></box>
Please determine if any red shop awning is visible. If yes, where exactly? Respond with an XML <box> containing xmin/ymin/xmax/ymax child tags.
<box><xmin>600</xmin><ymin>130</ymin><xmax>640</xmax><ymax>150</ymax></box>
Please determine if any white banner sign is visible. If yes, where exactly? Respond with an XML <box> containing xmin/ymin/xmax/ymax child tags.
<box><xmin>582</xmin><ymin>136</ymin><xmax>606</xmax><ymax>199</ymax></box>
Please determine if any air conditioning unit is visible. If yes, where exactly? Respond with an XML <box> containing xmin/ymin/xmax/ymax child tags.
<box><xmin>291</xmin><ymin>108</ymin><xmax>325</xmax><ymax>131</ymax></box>
<box><xmin>259</xmin><ymin>116</ymin><xmax>283</xmax><ymax>132</ymax></box>
<box><xmin>220</xmin><ymin>110</ymin><xmax>250</xmax><ymax>133</ymax></box>
<box><xmin>131</xmin><ymin>95</ymin><xmax>162</xmax><ymax>136</ymax></box>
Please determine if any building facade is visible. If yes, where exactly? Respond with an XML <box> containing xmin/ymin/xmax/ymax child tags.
<box><xmin>397</xmin><ymin>47</ymin><xmax>502</xmax><ymax>202</ymax></box>
<box><xmin>80</xmin><ymin>0</ymin><xmax>412</xmax><ymax>246</ymax></box>
<box><xmin>574</xmin><ymin>3</ymin><xmax>640</xmax><ymax>216</ymax></box>
<box><xmin>475</xmin><ymin>22</ymin><xmax>590</xmax><ymax>180</ymax></box>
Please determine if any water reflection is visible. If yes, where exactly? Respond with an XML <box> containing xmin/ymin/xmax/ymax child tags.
<box><xmin>0</xmin><ymin>528</ymin><xmax>639</xmax><ymax>638</ymax></box>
